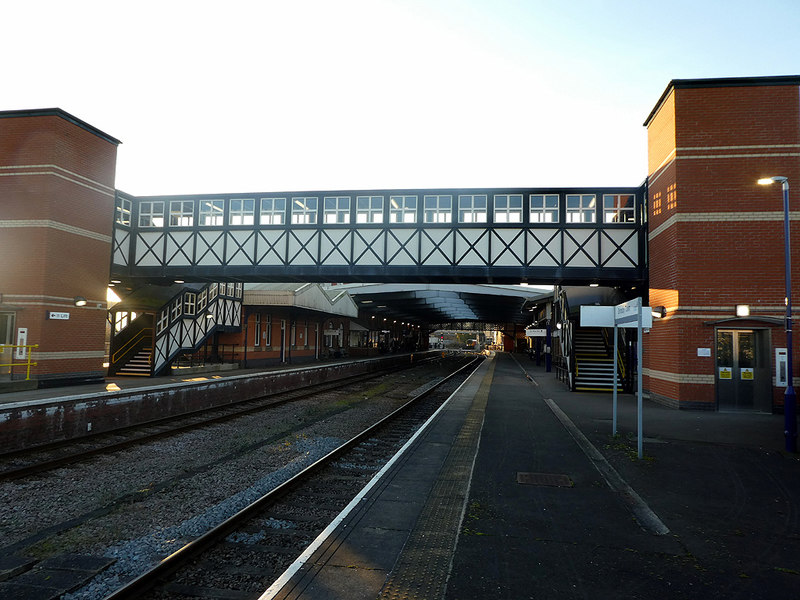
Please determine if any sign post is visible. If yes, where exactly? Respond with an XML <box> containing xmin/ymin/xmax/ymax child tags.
<box><xmin>614</xmin><ymin>298</ymin><xmax>644</xmax><ymax>459</ymax></box>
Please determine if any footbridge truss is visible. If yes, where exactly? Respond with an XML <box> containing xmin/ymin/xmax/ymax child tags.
<box><xmin>111</xmin><ymin>186</ymin><xmax>647</xmax><ymax>286</ymax></box>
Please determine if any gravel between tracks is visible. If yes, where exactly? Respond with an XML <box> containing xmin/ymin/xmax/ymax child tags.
<box><xmin>0</xmin><ymin>363</ymin><xmax>462</xmax><ymax>599</ymax></box>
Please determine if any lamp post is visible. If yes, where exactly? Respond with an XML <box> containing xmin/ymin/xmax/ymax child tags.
<box><xmin>758</xmin><ymin>176</ymin><xmax>796</xmax><ymax>453</ymax></box>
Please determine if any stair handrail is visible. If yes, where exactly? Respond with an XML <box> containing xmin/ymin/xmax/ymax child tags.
<box><xmin>112</xmin><ymin>328</ymin><xmax>153</xmax><ymax>364</ymax></box>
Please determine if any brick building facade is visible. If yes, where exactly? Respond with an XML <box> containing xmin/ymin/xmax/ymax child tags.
<box><xmin>644</xmin><ymin>76</ymin><xmax>800</xmax><ymax>410</ymax></box>
<box><xmin>0</xmin><ymin>109</ymin><xmax>119</xmax><ymax>385</ymax></box>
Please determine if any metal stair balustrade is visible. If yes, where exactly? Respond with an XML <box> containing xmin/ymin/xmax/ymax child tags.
<box><xmin>152</xmin><ymin>283</ymin><xmax>242</xmax><ymax>376</ymax></box>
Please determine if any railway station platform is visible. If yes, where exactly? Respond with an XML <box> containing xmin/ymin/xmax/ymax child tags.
<box><xmin>265</xmin><ymin>352</ymin><xmax>800</xmax><ymax>600</ymax></box>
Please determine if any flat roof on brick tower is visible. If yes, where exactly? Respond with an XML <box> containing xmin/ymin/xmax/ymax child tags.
<box><xmin>644</xmin><ymin>74</ymin><xmax>800</xmax><ymax>126</ymax></box>
<box><xmin>0</xmin><ymin>107</ymin><xmax>121</xmax><ymax>145</ymax></box>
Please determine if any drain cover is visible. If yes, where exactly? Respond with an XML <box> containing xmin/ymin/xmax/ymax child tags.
<box><xmin>516</xmin><ymin>472</ymin><xmax>573</xmax><ymax>487</ymax></box>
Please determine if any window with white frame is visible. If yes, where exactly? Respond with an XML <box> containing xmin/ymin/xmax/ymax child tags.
<box><xmin>184</xmin><ymin>292</ymin><xmax>196</xmax><ymax>316</ymax></box>
<box><xmin>265</xmin><ymin>314</ymin><xmax>272</xmax><ymax>346</ymax></box>
<box><xmin>458</xmin><ymin>194</ymin><xmax>488</xmax><ymax>223</ymax></box>
<box><xmin>602</xmin><ymin>194</ymin><xmax>636</xmax><ymax>223</ymax></box>
<box><xmin>169</xmin><ymin>200</ymin><xmax>194</xmax><ymax>227</ymax></box>
<box><xmin>566</xmin><ymin>194</ymin><xmax>596</xmax><ymax>223</ymax></box>
<box><xmin>254</xmin><ymin>313</ymin><xmax>261</xmax><ymax>346</ymax></box>
<box><xmin>138</xmin><ymin>201</ymin><xmax>165</xmax><ymax>228</ymax></box>
<box><xmin>116</xmin><ymin>197</ymin><xmax>132</xmax><ymax>226</ymax></box>
<box><xmin>226</xmin><ymin>283</ymin><xmax>235</xmax><ymax>296</ymax></box>
<box><xmin>156</xmin><ymin>309</ymin><xmax>169</xmax><ymax>335</ymax></box>
<box><xmin>493</xmin><ymin>194</ymin><xmax>523</xmax><ymax>223</ymax></box>
<box><xmin>424</xmin><ymin>195</ymin><xmax>453</xmax><ymax>223</ymax></box>
<box><xmin>260</xmin><ymin>197</ymin><xmax>286</xmax><ymax>225</ymax></box>
<box><xmin>291</xmin><ymin>197</ymin><xmax>318</xmax><ymax>224</ymax></box>
<box><xmin>209</xmin><ymin>283</ymin><xmax>218</xmax><ymax>300</ymax></box>
<box><xmin>389</xmin><ymin>195</ymin><xmax>417</xmax><ymax>223</ymax></box>
<box><xmin>530</xmin><ymin>194</ymin><xmax>560</xmax><ymax>223</ymax></box>
<box><xmin>356</xmin><ymin>196</ymin><xmax>384</xmax><ymax>223</ymax></box>
<box><xmin>170</xmin><ymin>298</ymin><xmax>183</xmax><ymax>320</ymax></box>
<box><xmin>229</xmin><ymin>198</ymin><xmax>255</xmax><ymax>225</ymax></box>
<box><xmin>324</xmin><ymin>196</ymin><xmax>351</xmax><ymax>224</ymax></box>
<box><xmin>235</xmin><ymin>283</ymin><xmax>242</xmax><ymax>297</ymax></box>
<box><xmin>199</xmin><ymin>199</ymin><xmax>225</xmax><ymax>226</ymax></box>
<box><xmin>197</xmin><ymin>289</ymin><xmax>208</xmax><ymax>312</ymax></box>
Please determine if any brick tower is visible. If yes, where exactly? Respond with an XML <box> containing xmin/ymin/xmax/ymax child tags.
<box><xmin>0</xmin><ymin>109</ymin><xmax>120</xmax><ymax>386</ymax></box>
<box><xmin>644</xmin><ymin>76</ymin><xmax>800</xmax><ymax>411</ymax></box>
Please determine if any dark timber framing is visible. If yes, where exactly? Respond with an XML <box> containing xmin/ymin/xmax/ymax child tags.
<box><xmin>111</xmin><ymin>186</ymin><xmax>647</xmax><ymax>286</ymax></box>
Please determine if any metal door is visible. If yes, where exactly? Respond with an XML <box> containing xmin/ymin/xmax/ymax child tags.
<box><xmin>716</xmin><ymin>329</ymin><xmax>769</xmax><ymax>411</ymax></box>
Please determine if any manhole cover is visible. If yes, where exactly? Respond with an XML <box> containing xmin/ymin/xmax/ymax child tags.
<box><xmin>516</xmin><ymin>472</ymin><xmax>573</xmax><ymax>487</ymax></box>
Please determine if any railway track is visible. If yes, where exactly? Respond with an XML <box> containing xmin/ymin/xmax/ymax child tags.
<box><xmin>101</xmin><ymin>356</ymin><xmax>481</xmax><ymax>600</ymax></box>
<box><xmin>0</xmin><ymin>355</ymin><xmax>441</xmax><ymax>481</ymax></box>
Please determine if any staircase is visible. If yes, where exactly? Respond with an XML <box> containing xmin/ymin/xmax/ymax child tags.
<box><xmin>115</xmin><ymin>347</ymin><xmax>152</xmax><ymax>376</ymax></box>
<box><xmin>573</xmin><ymin>328</ymin><xmax>621</xmax><ymax>392</ymax></box>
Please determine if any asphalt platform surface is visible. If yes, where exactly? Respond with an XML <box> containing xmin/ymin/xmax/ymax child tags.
<box><xmin>445</xmin><ymin>353</ymin><xmax>800</xmax><ymax>600</ymax></box>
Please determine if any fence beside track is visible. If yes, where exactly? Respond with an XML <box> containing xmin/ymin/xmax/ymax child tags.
<box><xmin>0</xmin><ymin>352</ymin><xmax>437</xmax><ymax>454</ymax></box>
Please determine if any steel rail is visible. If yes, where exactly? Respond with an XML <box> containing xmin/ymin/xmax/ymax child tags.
<box><xmin>103</xmin><ymin>356</ymin><xmax>481</xmax><ymax>600</ymax></box>
<box><xmin>0</xmin><ymin>354</ymin><xmax>440</xmax><ymax>481</ymax></box>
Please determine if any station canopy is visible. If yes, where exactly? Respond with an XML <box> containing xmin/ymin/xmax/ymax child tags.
<box><xmin>328</xmin><ymin>283</ymin><xmax>553</xmax><ymax>329</ymax></box>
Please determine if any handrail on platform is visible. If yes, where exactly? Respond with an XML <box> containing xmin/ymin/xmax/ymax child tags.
<box><xmin>0</xmin><ymin>344</ymin><xmax>39</xmax><ymax>380</ymax></box>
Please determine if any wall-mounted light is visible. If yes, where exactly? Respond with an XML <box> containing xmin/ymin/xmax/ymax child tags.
<box><xmin>736</xmin><ymin>304</ymin><xmax>750</xmax><ymax>317</ymax></box>
<box><xmin>73</xmin><ymin>296</ymin><xmax>87</xmax><ymax>307</ymax></box>
<box><xmin>556</xmin><ymin>322</ymin><xmax>562</xmax><ymax>330</ymax></box>
<box><xmin>589</xmin><ymin>283</ymin><xmax>599</xmax><ymax>288</ymax></box>
<box><xmin>174</xmin><ymin>279</ymin><xmax>185</xmax><ymax>284</ymax></box>
<box><xmin>651</xmin><ymin>306</ymin><xmax>667</xmax><ymax>319</ymax></box>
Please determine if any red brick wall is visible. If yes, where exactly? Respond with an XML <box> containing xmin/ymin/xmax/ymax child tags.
<box><xmin>645</xmin><ymin>82</ymin><xmax>800</xmax><ymax>409</ymax></box>
<box><xmin>0</xmin><ymin>112</ymin><xmax>118</xmax><ymax>383</ymax></box>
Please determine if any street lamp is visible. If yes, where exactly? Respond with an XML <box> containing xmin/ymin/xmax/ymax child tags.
<box><xmin>758</xmin><ymin>175</ymin><xmax>796</xmax><ymax>452</ymax></box>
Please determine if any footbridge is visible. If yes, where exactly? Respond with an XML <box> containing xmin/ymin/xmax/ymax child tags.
<box><xmin>111</xmin><ymin>186</ymin><xmax>647</xmax><ymax>287</ymax></box>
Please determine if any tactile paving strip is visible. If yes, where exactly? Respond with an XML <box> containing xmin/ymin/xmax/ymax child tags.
<box><xmin>377</xmin><ymin>360</ymin><xmax>495</xmax><ymax>600</ymax></box>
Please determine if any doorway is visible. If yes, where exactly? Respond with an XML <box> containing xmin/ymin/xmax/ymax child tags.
<box><xmin>0</xmin><ymin>312</ymin><xmax>15</xmax><ymax>379</ymax></box>
<box><xmin>715</xmin><ymin>329</ymin><xmax>771</xmax><ymax>411</ymax></box>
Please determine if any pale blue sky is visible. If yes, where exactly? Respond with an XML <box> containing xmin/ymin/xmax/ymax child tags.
<box><xmin>3</xmin><ymin>0</ymin><xmax>799</xmax><ymax>195</ymax></box>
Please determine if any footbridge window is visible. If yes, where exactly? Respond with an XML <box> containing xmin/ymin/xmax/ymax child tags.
<box><xmin>292</xmin><ymin>197</ymin><xmax>318</xmax><ymax>224</ymax></box>
<box><xmin>116</xmin><ymin>196</ymin><xmax>132</xmax><ymax>226</ymax></box>
<box><xmin>566</xmin><ymin>194</ymin><xmax>596</xmax><ymax>223</ymax></box>
<box><xmin>356</xmin><ymin>195</ymin><xmax>384</xmax><ymax>223</ymax></box>
<box><xmin>229</xmin><ymin>198</ymin><xmax>255</xmax><ymax>225</ymax></box>
<box><xmin>530</xmin><ymin>194</ymin><xmax>559</xmax><ymax>223</ymax></box>
<box><xmin>390</xmin><ymin>195</ymin><xmax>417</xmax><ymax>223</ymax></box>
<box><xmin>260</xmin><ymin>197</ymin><xmax>286</xmax><ymax>225</ymax></box>
<box><xmin>458</xmin><ymin>194</ymin><xmax>488</xmax><ymax>223</ymax></box>
<box><xmin>603</xmin><ymin>194</ymin><xmax>635</xmax><ymax>223</ymax></box>
<box><xmin>424</xmin><ymin>194</ymin><xmax>453</xmax><ymax>223</ymax></box>
<box><xmin>169</xmin><ymin>200</ymin><xmax>194</xmax><ymax>227</ymax></box>
<box><xmin>493</xmin><ymin>194</ymin><xmax>523</xmax><ymax>223</ymax></box>
<box><xmin>324</xmin><ymin>196</ymin><xmax>351</xmax><ymax>224</ymax></box>
<box><xmin>139</xmin><ymin>201</ymin><xmax>165</xmax><ymax>228</ymax></box>
<box><xmin>199</xmin><ymin>200</ymin><xmax>225</xmax><ymax>226</ymax></box>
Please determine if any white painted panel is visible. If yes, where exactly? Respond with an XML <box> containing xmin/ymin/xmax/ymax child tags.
<box><xmin>225</xmin><ymin>231</ymin><xmax>256</xmax><ymax>266</ymax></box>
<box><xmin>385</xmin><ymin>229</ymin><xmax>417</xmax><ymax>266</ymax></box>
<box><xmin>113</xmin><ymin>230</ymin><xmax>130</xmax><ymax>266</ymax></box>
<box><xmin>353</xmin><ymin>229</ymin><xmax>384</xmax><ymax>266</ymax></box>
<box><xmin>601</xmin><ymin>230</ymin><xmax>638</xmax><ymax>268</ymax></box>
<box><xmin>256</xmin><ymin>230</ymin><xmax>287</xmax><ymax>265</ymax></box>
<box><xmin>564</xmin><ymin>230</ymin><xmax>597</xmax><ymax>268</ymax></box>
<box><xmin>196</xmin><ymin>230</ymin><xmax>225</xmax><ymax>266</ymax></box>
<box><xmin>455</xmin><ymin>229</ymin><xmax>489</xmax><ymax>265</ymax></box>
<box><xmin>165</xmin><ymin>231</ymin><xmax>194</xmax><ymax>266</ymax></box>
<box><xmin>135</xmin><ymin>232</ymin><xmax>165</xmax><ymax>267</ymax></box>
<box><xmin>320</xmin><ymin>230</ymin><xmax>351</xmax><ymax>265</ymax></box>
<box><xmin>287</xmin><ymin>230</ymin><xmax>318</xmax><ymax>265</ymax></box>
<box><xmin>580</xmin><ymin>305</ymin><xmax>653</xmax><ymax>328</ymax></box>
<box><xmin>420</xmin><ymin>229</ymin><xmax>453</xmax><ymax>266</ymax></box>
<box><xmin>491</xmin><ymin>229</ymin><xmax>524</xmax><ymax>266</ymax></box>
<box><xmin>527</xmin><ymin>229</ymin><xmax>560</xmax><ymax>266</ymax></box>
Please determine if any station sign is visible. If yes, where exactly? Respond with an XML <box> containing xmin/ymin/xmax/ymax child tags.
<box><xmin>525</xmin><ymin>328</ymin><xmax>547</xmax><ymax>337</ymax></box>
<box><xmin>47</xmin><ymin>311</ymin><xmax>70</xmax><ymax>320</ymax></box>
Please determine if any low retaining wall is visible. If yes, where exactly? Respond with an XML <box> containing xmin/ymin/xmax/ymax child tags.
<box><xmin>0</xmin><ymin>352</ymin><xmax>435</xmax><ymax>454</ymax></box>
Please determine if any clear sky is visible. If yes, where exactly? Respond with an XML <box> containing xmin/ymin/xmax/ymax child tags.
<box><xmin>4</xmin><ymin>0</ymin><xmax>799</xmax><ymax>196</ymax></box>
